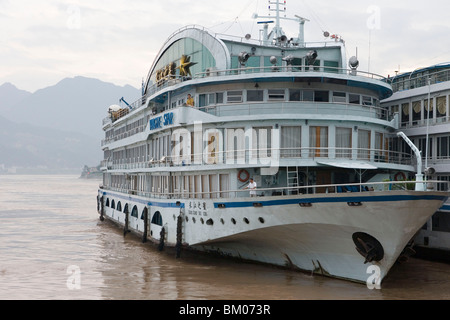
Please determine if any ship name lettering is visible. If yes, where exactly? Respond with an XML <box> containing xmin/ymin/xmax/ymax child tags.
<box><xmin>149</xmin><ymin>112</ymin><xmax>174</xmax><ymax>131</ymax></box>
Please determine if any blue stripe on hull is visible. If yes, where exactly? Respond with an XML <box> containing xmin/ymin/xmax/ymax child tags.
<box><xmin>213</xmin><ymin>194</ymin><xmax>448</xmax><ymax>209</ymax></box>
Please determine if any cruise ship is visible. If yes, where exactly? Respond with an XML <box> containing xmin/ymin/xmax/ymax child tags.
<box><xmin>97</xmin><ymin>3</ymin><xmax>449</xmax><ymax>284</ymax></box>
<box><xmin>381</xmin><ymin>63</ymin><xmax>450</xmax><ymax>260</ymax></box>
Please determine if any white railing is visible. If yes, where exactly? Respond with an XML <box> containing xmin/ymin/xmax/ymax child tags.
<box><xmin>106</xmin><ymin>147</ymin><xmax>414</xmax><ymax>171</ymax></box>
<box><xmin>102</xmin><ymin>180</ymin><xmax>449</xmax><ymax>201</ymax></box>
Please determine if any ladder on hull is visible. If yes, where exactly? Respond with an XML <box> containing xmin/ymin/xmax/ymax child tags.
<box><xmin>287</xmin><ymin>167</ymin><xmax>299</xmax><ymax>194</ymax></box>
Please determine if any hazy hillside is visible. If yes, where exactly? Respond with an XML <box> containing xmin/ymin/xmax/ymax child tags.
<box><xmin>4</xmin><ymin>76</ymin><xmax>141</xmax><ymax>141</ymax></box>
<box><xmin>0</xmin><ymin>82</ymin><xmax>32</xmax><ymax>111</ymax></box>
<box><xmin>0</xmin><ymin>115</ymin><xmax>101</xmax><ymax>173</ymax></box>
<box><xmin>0</xmin><ymin>77</ymin><xmax>141</xmax><ymax>173</ymax></box>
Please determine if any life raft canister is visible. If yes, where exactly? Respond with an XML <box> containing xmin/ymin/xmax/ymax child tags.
<box><xmin>238</xmin><ymin>169</ymin><xmax>250</xmax><ymax>183</ymax></box>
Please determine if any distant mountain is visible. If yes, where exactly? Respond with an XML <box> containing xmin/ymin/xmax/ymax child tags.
<box><xmin>4</xmin><ymin>76</ymin><xmax>141</xmax><ymax>140</ymax></box>
<box><xmin>0</xmin><ymin>82</ymin><xmax>32</xmax><ymax>110</ymax></box>
<box><xmin>0</xmin><ymin>77</ymin><xmax>141</xmax><ymax>173</ymax></box>
<box><xmin>0</xmin><ymin>115</ymin><xmax>101</xmax><ymax>173</ymax></box>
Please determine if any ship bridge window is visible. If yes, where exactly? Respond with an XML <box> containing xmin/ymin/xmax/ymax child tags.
<box><xmin>362</xmin><ymin>96</ymin><xmax>373</xmax><ymax>106</ymax></box>
<box><xmin>302</xmin><ymin>90</ymin><xmax>314</xmax><ymax>101</ymax></box>
<box><xmin>324</xmin><ymin>61</ymin><xmax>339</xmax><ymax>73</ymax></box>
<box><xmin>332</xmin><ymin>92</ymin><xmax>347</xmax><ymax>103</ymax></box>
<box><xmin>247</xmin><ymin>90</ymin><xmax>264</xmax><ymax>102</ymax></box>
<box><xmin>349</xmin><ymin>94</ymin><xmax>360</xmax><ymax>105</ymax></box>
<box><xmin>227</xmin><ymin>91</ymin><xmax>243</xmax><ymax>103</ymax></box>
<box><xmin>314</xmin><ymin>91</ymin><xmax>329</xmax><ymax>102</ymax></box>
<box><xmin>268</xmin><ymin>89</ymin><xmax>285</xmax><ymax>101</ymax></box>
<box><xmin>289</xmin><ymin>89</ymin><xmax>316</xmax><ymax>102</ymax></box>
<box><xmin>289</xmin><ymin>89</ymin><xmax>301</xmax><ymax>101</ymax></box>
<box><xmin>151</xmin><ymin>211</ymin><xmax>163</xmax><ymax>226</ymax></box>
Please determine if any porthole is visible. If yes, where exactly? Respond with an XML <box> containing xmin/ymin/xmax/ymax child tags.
<box><xmin>243</xmin><ymin>218</ymin><xmax>250</xmax><ymax>224</ymax></box>
<box><xmin>231</xmin><ymin>218</ymin><xmax>236</xmax><ymax>225</ymax></box>
<box><xmin>259</xmin><ymin>217</ymin><xmax>265</xmax><ymax>224</ymax></box>
<box><xmin>221</xmin><ymin>218</ymin><xmax>225</xmax><ymax>225</ymax></box>
<box><xmin>206</xmin><ymin>219</ymin><xmax>214</xmax><ymax>226</ymax></box>
<box><xmin>201</xmin><ymin>218</ymin><xmax>205</xmax><ymax>224</ymax></box>
<box><xmin>192</xmin><ymin>217</ymin><xmax>196</xmax><ymax>224</ymax></box>
<box><xmin>185</xmin><ymin>216</ymin><xmax>189</xmax><ymax>222</ymax></box>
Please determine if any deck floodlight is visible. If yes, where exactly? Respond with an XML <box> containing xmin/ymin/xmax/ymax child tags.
<box><xmin>349</xmin><ymin>56</ymin><xmax>359</xmax><ymax>69</ymax></box>
<box><xmin>238</xmin><ymin>52</ymin><xmax>250</xmax><ymax>65</ymax></box>
<box><xmin>305</xmin><ymin>50</ymin><xmax>318</xmax><ymax>65</ymax></box>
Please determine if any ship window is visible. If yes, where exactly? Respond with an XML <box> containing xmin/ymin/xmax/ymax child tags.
<box><xmin>199</xmin><ymin>94</ymin><xmax>207</xmax><ymax>107</ymax></box>
<box><xmin>117</xmin><ymin>201</ymin><xmax>122</xmax><ymax>212</ymax></box>
<box><xmin>336</xmin><ymin>127</ymin><xmax>352</xmax><ymax>158</ymax></box>
<box><xmin>324</xmin><ymin>60</ymin><xmax>339</xmax><ymax>73</ymax></box>
<box><xmin>362</xmin><ymin>96</ymin><xmax>373</xmax><ymax>106</ymax></box>
<box><xmin>131</xmin><ymin>205</ymin><xmax>139</xmax><ymax>218</ymax></box>
<box><xmin>412</xmin><ymin>101</ymin><xmax>421</xmax><ymax>122</ymax></box>
<box><xmin>437</xmin><ymin>96</ymin><xmax>447</xmax><ymax>117</ymax></box>
<box><xmin>438</xmin><ymin>136</ymin><xmax>450</xmax><ymax>159</ymax></box>
<box><xmin>425</xmin><ymin>98</ymin><xmax>434</xmax><ymax>119</ymax></box>
<box><xmin>151</xmin><ymin>211</ymin><xmax>163</xmax><ymax>226</ymax></box>
<box><xmin>358</xmin><ymin>130</ymin><xmax>371</xmax><ymax>160</ymax></box>
<box><xmin>349</xmin><ymin>94</ymin><xmax>360</xmax><ymax>105</ymax></box>
<box><xmin>374</xmin><ymin>132</ymin><xmax>386</xmax><ymax>161</ymax></box>
<box><xmin>402</xmin><ymin>103</ymin><xmax>410</xmax><ymax>124</ymax></box>
<box><xmin>247</xmin><ymin>90</ymin><xmax>264</xmax><ymax>102</ymax></box>
<box><xmin>216</xmin><ymin>92</ymin><xmax>224</xmax><ymax>104</ymax></box>
<box><xmin>247</xmin><ymin>56</ymin><xmax>261</xmax><ymax>72</ymax></box>
<box><xmin>227</xmin><ymin>91</ymin><xmax>243</xmax><ymax>103</ymax></box>
<box><xmin>314</xmin><ymin>90</ymin><xmax>329</xmax><ymax>102</ymax></box>
<box><xmin>291</xmin><ymin>58</ymin><xmax>303</xmax><ymax>71</ymax></box>
<box><xmin>105</xmin><ymin>198</ymin><xmax>110</xmax><ymax>207</ymax></box>
<box><xmin>281</xmin><ymin>126</ymin><xmax>301</xmax><ymax>158</ymax></box>
<box><xmin>309</xmin><ymin>126</ymin><xmax>328</xmax><ymax>158</ymax></box>
<box><xmin>289</xmin><ymin>89</ymin><xmax>301</xmax><ymax>101</ymax></box>
<box><xmin>268</xmin><ymin>89</ymin><xmax>285</xmax><ymax>101</ymax></box>
<box><xmin>111</xmin><ymin>200</ymin><xmax>116</xmax><ymax>209</ymax></box>
<box><xmin>332</xmin><ymin>92</ymin><xmax>347</xmax><ymax>103</ymax></box>
<box><xmin>141</xmin><ymin>208</ymin><xmax>148</xmax><ymax>220</ymax></box>
<box><xmin>302</xmin><ymin>90</ymin><xmax>314</xmax><ymax>102</ymax></box>
<box><xmin>252</xmin><ymin>127</ymin><xmax>272</xmax><ymax>158</ymax></box>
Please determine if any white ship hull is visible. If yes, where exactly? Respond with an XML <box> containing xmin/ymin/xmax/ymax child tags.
<box><xmin>98</xmin><ymin>189</ymin><xmax>447</xmax><ymax>283</ymax></box>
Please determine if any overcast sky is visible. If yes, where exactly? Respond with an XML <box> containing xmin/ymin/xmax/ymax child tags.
<box><xmin>1</xmin><ymin>0</ymin><xmax>449</xmax><ymax>92</ymax></box>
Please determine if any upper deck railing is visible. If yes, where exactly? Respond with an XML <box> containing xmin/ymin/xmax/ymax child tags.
<box><xmin>390</xmin><ymin>67</ymin><xmax>450</xmax><ymax>93</ymax></box>
<box><xmin>103</xmin><ymin>64</ymin><xmax>390</xmax><ymax>126</ymax></box>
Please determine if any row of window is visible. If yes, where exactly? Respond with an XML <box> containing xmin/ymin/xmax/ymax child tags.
<box><xmin>386</xmin><ymin>94</ymin><xmax>449</xmax><ymax>125</ymax></box>
<box><xmin>104</xmin><ymin>199</ymin><xmax>163</xmax><ymax>226</ymax></box>
<box><xmin>195</xmin><ymin>89</ymin><xmax>379</xmax><ymax>107</ymax></box>
<box><xmin>106</xmin><ymin>125</ymin><xmax>390</xmax><ymax>165</ymax></box>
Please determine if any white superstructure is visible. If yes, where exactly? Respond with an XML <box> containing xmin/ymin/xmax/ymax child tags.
<box><xmin>382</xmin><ymin>64</ymin><xmax>450</xmax><ymax>258</ymax></box>
<box><xmin>97</xmin><ymin>4</ymin><xmax>449</xmax><ymax>284</ymax></box>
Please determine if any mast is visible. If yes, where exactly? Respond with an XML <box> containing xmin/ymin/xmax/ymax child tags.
<box><xmin>253</xmin><ymin>0</ymin><xmax>309</xmax><ymax>46</ymax></box>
